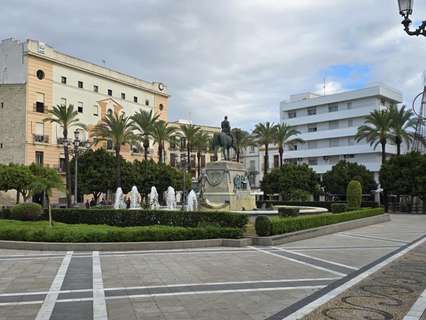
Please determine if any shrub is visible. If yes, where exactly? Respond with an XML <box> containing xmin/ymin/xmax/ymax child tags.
<box><xmin>256</xmin><ymin>201</ymin><xmax>378</xmax><ymax>210</ymax></box>
<box><xmin>41</xmin><ymin>209</ymin><xmax>248</xmax><ymax>230</ymax></box>
<box><xmin>10</xmin><ymin>203</ymin><xmax>43</xmax><ymax>221</ymax></box>
<box><xmin>277</xmin><ymin>207</ymin><xmax>300</xmax><ymax>217</ymax></box>
<box><xmin>347</xmin><ymin>180</ymin><xmax>362</xmax><ymax>209</ymax></box>
<box><xmin>269</xmin><ymin>208</ymin><xmax>384</xmax><ymax>236</ymax></box>
<box><xmin>0</xmin><ymin>207</ymin><xmax>12</xmax><ymax>219</ymax></box>
<box><xmin>331</xmin><ymin>203</ymin><xmax>347</xmax><ymax>213</ymax></box>
<box><xmin>255</xmin><ymin>216</ymin><xmax>272</xmax><ymax>236</ymax></box>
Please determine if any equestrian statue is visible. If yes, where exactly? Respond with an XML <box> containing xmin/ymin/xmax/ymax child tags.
<box><xmin>212</xmin><ymin>116</ymin><xmax>234</xmax><ymax>160</ymax></box>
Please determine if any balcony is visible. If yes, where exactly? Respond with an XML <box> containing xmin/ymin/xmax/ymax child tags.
<box><xmin>33</xmin><ymin>102</ymin><xmax>47</xmax><ymax>113</ymax></box>
<box><xmin>33</xmin><ymin>134</ymin><xmax>49</xmax><ymax>144</ymax></box>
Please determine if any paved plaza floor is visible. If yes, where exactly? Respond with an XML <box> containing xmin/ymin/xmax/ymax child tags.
<box><xmin>0</xmin><ymin>214</ymin><xmax>424</xmax><ymax>320</ymax></box>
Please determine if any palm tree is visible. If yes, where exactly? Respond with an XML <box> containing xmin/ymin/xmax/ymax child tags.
<box><xmin>131</xmin><ymin>110</ymin><xmax>160</xmax><ymax>160</ymax></box>
<box><xmin>231</xmin><ymin>128</ymin><xmax>253</xmax><ymax>162</ymax></box>
<box><xmin>355</xmin><ymin>109</ymin><xmax>393</xmax><ymax>164</ymax></box>
<box><xmin>92</xmin><ymin>111</ymin><xmax>134</xmax><ymax>187</ymax></box>
<box><xmin>151</xmin><ymin>120</ymin><xmax>176</xmax><ymax>163</ymax></box>
<box><xmin>193</xmin><ymin>131</ymin><xmax>211</xmax><ymax>177</ymax></box>
<box><xmin>389</xmin><ymin>105</ymin><xmax>417</xmax><ymax>155</ymax></box>
<box><xmin>44</xmin><ymin>104</ymin><xmax>84</xmax><ymax>207</ymax></box>
<box><xmin>252</xmin><ymin>122</ymin><xmax>277</xmax><ymax>175</ymax></box>
<box><xmin>274</xmin><ymin>123</ymin><xmax>304</xmax><ymax>167</ymax></box>
<box><xmin>179</xmin><ymin>124</ymin><xmax>201</xmax><ymax>171</ymax></box>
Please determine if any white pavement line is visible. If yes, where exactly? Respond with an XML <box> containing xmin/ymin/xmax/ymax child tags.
<box><xmin>249</xmin><ymin>246</ymin><xmax>346</xmax><ymax>277</ymax></box>
<box><xmin>338</xmin><ymin>232</ymin><xmax>409</xmax><ymax>244</ymax></box>
<box><xmin>0</xmin><ymin>256</ymin><xmax>65</xmax><ymax>261</ymax></box>
<box><xmin>283</xmin><ymin>237</ymin><xmax>426</xmax><ymax>320</ymax></box>
<box><xmin>0</xmin><ymin>300</ymin><xmax>44</xmax><ymax>306</ymax></box>
<box><xmin>290</xmin><ymin>246</ymin><xmax>399</xmax><ymax>251</ymax></box>
<box><xmin>101</xmin><ymin>250</ymin><xmax>257</xmax><ymax>258</ymax></box>
<box><xmin>403</xmin><ymin>288</ymin><xmax>426</xmax><ymax>320</ymax></box>
<box><xmin>93</xmin><ymin>251</ymin><xmax>108</xmax><ymax>320</ymax></box>
<box><xmin>0</xmin><ymin>288</ymin><xmax>91</xmax><ymax>297</ymax></box>
<box><xmin>34</xmin><ymin>251</ymin><xmax>73</xmax><ymax>320</ymax></box>
<box><xmin>273</xmin><ymin>247</ymin><xmax>358</xmax><ymax>271</ymax></box>
<box><xmin>101</xmin><ymin>247</ymin><xmax>254</xmax><ymax>255</ymax></box>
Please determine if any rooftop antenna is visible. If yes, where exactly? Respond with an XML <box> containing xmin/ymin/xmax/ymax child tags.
<box><xmin>101</xmin><ymin>59</ymin><xmax>106</xmax><ymax>66</ymax></box>
<box><xmin>323</xmin><ymin>73</ymin><xmax>327</xmax><ymax>96</ymax></box>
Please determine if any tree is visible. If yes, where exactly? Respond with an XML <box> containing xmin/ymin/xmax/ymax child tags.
<box><xmin>0</xmin><ymin>164</ymin><xmax>34</xmax><ymax>203</ymax></box>
<box><xmin>355</xmin><ymin>109</ymin><xmax>393</xmax><ymax>164</ymax></box>
<box><xmin>69</xmin><ymin>149</ymin><xmax>116</xmax><ymax>203</ymax></box>
<box><xmin>389</xmin><ymin>104</ymin><xmax>417</xmax><ymax>155</ymax></box>
<box><xmin>131</xmin><ymin>110</ymin><xmax>159</xmax><ymax>160</ymax></box>
<box><xmin>151</xmin><ymin>120</ymin><xmax>176</xmax><ymax>163</ymax></box>
<box><xmin>29</xmin><ymin>164</ymin><xmax>63</xmax><ymax>226</ymax></box>
<box><xmin>261</xmin><ymin>164</ymin><xmax>320</xmax><ymax>201</ymax></box>
<box><xmin>92</xmin><ymin>111</ymin><xmax>134</xmax><ymax>188</ymax></box>
<box><xmin>252</xmin><ymin>122</ymin><xmax>277</xmax><ymax>175</ymax></box>
<box><xmin>322</xmin><ymin>160</ymin><xmax>377</xmax><ymax>196</ymax></box>
<box><xmin>347</xmin><ymin>180</ymin><xmax>362</xmax><ymax>209</ymax></box>
<box><xmin>274</xmin><ymin>123</ymin><xmax>304</xmax><ymax>167</ymax></box>
<box><xmin>193</xmin><ymin>131</ymin><xmax>211</xmax><ymax>177</ymax></box>
<box><xmin>179</xmin><ymin>124</ymin><xmax>200</xmax><ymax>171</ymax></box>
<box><xmin>44</xmin><ymin>104</ymin><xmax>84</xmax><ymax>207</ymax></box>
<box><xmin>231</xmin><ymin>128</ymin><xmax>252</xmax><ymax>162</ymax></box>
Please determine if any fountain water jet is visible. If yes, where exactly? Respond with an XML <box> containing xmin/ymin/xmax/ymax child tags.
<box><xmin>130</xmin><ymin>186</ymin><xmax>141</xmax><ymax>209</ymax></box>
<box><xmin>186</xmin><ymin>190</ymin><xmax>198</xmax><ymax>211</ymax></box>
<box><xmin>149</xmin><ymin>186</ymin><xmax>160</xmax><ymax>209</ymax></box>
<box><xmin>166</xmin><ymin>186</ymin><xmax>177</xmax><ymax>210</ymax></box>
<box><xmin>114</xmin><ymin>187</ymin><xmax>126</xmax><ymax>209</ymax></box>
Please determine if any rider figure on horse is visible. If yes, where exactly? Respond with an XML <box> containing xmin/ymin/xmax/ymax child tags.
<box><xmin>221</xmin><ymin>116</ymin><xmax>231</xmax><ymax>137</ymax></box>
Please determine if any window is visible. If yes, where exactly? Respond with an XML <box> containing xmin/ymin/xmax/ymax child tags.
<box><xmin>201</xmin><ymin>155</ymin><xmax>206</xmax><ymax>168</ymax></box>
<box><xmin>93</xmin><ymin>85</ymin><xmax>99</xmax><ymax>93</ymax></box>
<box><xmin>308</xmin><ymin>158</ymin><xmax>318</xmax><ymax>166</ymax></box>
<box><xmin>78</xmin><ymin>81</ymin><xmax>83</xmax><ymax>89</ymax></box>
<box><xmin>273</xmin><ymin>155</ymin><xmax>279</xmax><ymax>168</ymax></box>
<box><xmin>107</xmin><ymin>139</ymin><xmax>113</xmax><ymax>150</ymax></box>
<box><xmin>159</xmin><ymin>104</ymin><xmax>164</xmax><ymax>111</ymax></box>
<box><xmin>107</xmin><ymin>109</ymin><xmax>113</xmax><ymax>116</ymax></box>
<box><xmin>210</xmin><ymin>154</ymin><xmax>217</xmax><ymax>162</ymax></box>
<box><xmin>145</xmin><ymin>99</ymin><xmax>149</xmax><ymax>106</ymax></box>
<box><xmin>1</xmin><ymin>102</ymin><xmax>3</xmax><ymax>109</ymax></box>
<box><xmin>329</xmin><ymin>120</ymin><xmax>339</xmax><ymax>130</ymax></box>
<box><xmin>250</xmin><ymin>145</ymin><xmax>255</xmax><ymax>153</ymax></box>
<box><xmin>347</xmin><ymin>102</ymin><xmax>352</xmax><ymax>109</ymax></box>
<box><xmin>249</xmin><ymin>160</ymin><xmax>256</xmax><ymax>171</ymax></box>
<box><xmin>36</xmin><ymin>69</ymin><xmax>45</xmax><ymax>80</ymax></box>
<box><xmin>329</xmin><ymin>138</ymin><xmax>340</xmax><ymax>147</ymax></box>
<box><xmin>60</xmin><ymin>98</ymin><xmax>67</xmax><ymax>106</ymax></box>
<box><xmin>35</xmin><ymin>151</ymin><xmax>44</xmax><ymax>165</ymax></box>
<box><xmin>61</xmin><ymin>76</ymin><xmax>67</xmax><ymax>84</ymax></box>
<box><xmin>133</xmin><ymin>96</ymin><xmax>138</xmax><ymax>103</ymax></box>
<box><xmin>328</xmin><ymin>104</ymin><xmax>338</xmax><ymax>112</ymax></box>
<box><xmin>308</xmin><ymin>124</ymin><xmax>317</xmax><ymax>132</ymax></box>
<box><xmin>59</xmin><ymin>158</ymin><xmax>65</xmax><ymax>172</ymax></box>
<box><xmin>180</xmin><ymin>138</ymin><xmax>187</xmax><ymax>149</ymax></box>
<box><xmin>289</xmin><ymin>144</ymin><xmax>298</xmax><ymax>151</ymax></box>
<box><xmin>77</xmin><ymin>102</ymin><xmax>83</xmax><ymax>113</ymax></box>
<box><xmin>170</xmin><ymin>153</ymin><xmax>177</xmax><ymax>167</ymax></box>
<box><xmin>381</xmin><ymin>98</ymin><xmax>386</xmax><ymax>106</ymax></box>
<box><xmin>107</xmin><ymin>89</ymin><xmax>112</xmax><ymax>96</ymax></box>
<box><xmin>348</xmin><ymin>137</ymin><xmax>355</xmax><ymax>145</ymax></box>
<box><xmin>344</xmin><ymin>154</ymin><xmax>355</xmax><ymax>159</ymax></box>
<box><xmin>0</xmin><ymin>143</ymin><xmax>3</xmax><ymax>149</ymax></box>
<box><xmin>307</xmin><ymin>107</ymin><xmax>316</xmax><ymax>116</ymax></box>
<box><xmin>35</xmin><ymin>92</ymin><xmax>45</xmax><ymax>113</ymax></box>
<box><xmin>93</xmin><ymin>105</ymin><xmax>99</xmax><ymax>116</ymax></box>
<box><xmin>307</xmin><ymin>141</ymin><xmax>317</xmax><ymax>149</ymax></box>
<box><xmin>288</xmin><ymin>111</ymin><xmax>296</xmax><ymax>119</ymax></box>
<box><xmin>121</xmin><ymin>92</ymin><xmax>126</xmax><ymax>100</ymax></box>
<box><xmin>348</xmin><ymin>119</ymin><xmax>353</xmax><ymax>127</ymax></box>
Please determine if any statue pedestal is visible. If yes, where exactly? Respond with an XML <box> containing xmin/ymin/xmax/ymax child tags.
<box><xmin>202</xmin><ymin>161</ymin><xmax>256</xmax><ymax>211</ymax></box>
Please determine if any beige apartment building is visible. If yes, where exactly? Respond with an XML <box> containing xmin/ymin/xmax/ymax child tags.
<box><xmin>0</xmin><ymin>38</ymin><xmax>169</xmax><ymax>202</ymax></box>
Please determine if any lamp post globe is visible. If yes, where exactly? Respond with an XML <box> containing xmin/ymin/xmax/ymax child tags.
<box><xmin>399</xmin><ymin>0</ymin><xmax>413</xmax><ymax>16</ymax></box>
<box><xmin>73</xmin><ymin>129</ymin><xmax>80</xmax><ymax>206</ymax></box>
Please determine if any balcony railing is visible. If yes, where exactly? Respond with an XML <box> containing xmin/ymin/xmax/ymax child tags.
<box><xmin>33</xmin><ymin>134</ymin><xmax>49</xmax><ymax>144</ymax></box>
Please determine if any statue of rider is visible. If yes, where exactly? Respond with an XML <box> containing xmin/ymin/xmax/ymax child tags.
<box><xmin>221</xmin><ymin>116</ymin><xmax>231</xmax><ymax>137</ymax></box>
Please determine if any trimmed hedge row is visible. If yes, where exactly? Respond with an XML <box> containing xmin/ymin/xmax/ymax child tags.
<box><xmin>41</xmin><ymin>208</ymin><xmax>248</xmax><ymax>229</ymax></box>
<box><xmin>255</xmin><ymin>208</ymin><xmax>385</xmax><ymax>236</ymax></box>
<box><xmin>0</xmin><ymin>220</ymin><xmax>243</xmax><ymax>242</ymax></box>
<box><xmin>257</xmin><ymin>201</ymin><xmax>379</xmax><ymax>210</ymax></box>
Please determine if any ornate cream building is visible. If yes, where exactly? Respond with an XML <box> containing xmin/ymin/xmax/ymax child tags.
<box><xmin>0</xmin><ymin>38</ymin><xmax>169</xmax><ymax>202</ymax></box>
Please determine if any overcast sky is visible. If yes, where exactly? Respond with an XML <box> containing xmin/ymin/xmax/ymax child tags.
<box><xmin>2</xmin><ymin>0</ymin><xmax>426</xmax><ymax>130</ymax></box>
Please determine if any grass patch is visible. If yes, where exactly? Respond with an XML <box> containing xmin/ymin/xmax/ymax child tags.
<box><xmin>0</xmin><ymin>220</ymin><xmax>243</xmax><ymax>242</ymax></box>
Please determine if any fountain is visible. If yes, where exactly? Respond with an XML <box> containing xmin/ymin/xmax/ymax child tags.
<box><xmin>113</xmin><ymin>187</ymin><xmax>126</xmax><ymax>209</ymax></box>
<box><xmin>166</xmin><ymin>186</ymin><xmax>177</xmax><ymax>210</ymax></box>
<box><xmin>149</xmin><ymin>186</ymin><xmax>160</xmax><ymax>209</ymax></box>
<box><xmin>186</xmin><ymin>190</ymin><xmax>198</xmax><ymax>211</ymax></box>
<box><xmin>129</xmin><ymin>186</ymin><xmax>141</xmax><ymax>209</ymax></box>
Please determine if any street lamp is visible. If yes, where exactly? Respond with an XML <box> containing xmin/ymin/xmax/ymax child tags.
<box><xmin>398</xmin><ymin>0</ymin><xmax>426</xmax><ymax>36</ymax></box>
<box><xmin>73</xmin><ymin>129</ymin><xmax>80</xmax><ymax>206</ymax></box>
<box><xmin>180</xmin><ymin>154</ymin><xmax>187</xmax><ymax>210</ymax></box>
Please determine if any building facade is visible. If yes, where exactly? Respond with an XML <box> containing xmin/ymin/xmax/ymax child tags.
<box><xmin>0</xmin><ymin>38</ymin><xmax>169</xmax><ymax>202</ymax></box>
<box><xmin>241</xmin><ymin>85</ymin><xmax>403</xmax><ymax>187</ymax></box>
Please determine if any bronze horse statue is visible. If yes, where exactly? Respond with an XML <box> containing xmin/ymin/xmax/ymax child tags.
<box><xmin>212</xmin><ymin>132</ymin><xmax>234</xmax><ymax>160</ymax></box>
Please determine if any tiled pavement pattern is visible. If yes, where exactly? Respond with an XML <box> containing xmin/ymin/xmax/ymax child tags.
<box><xmin>0</xmin><ymin>214</ymin><xmax>423</xmax><ymax>319</ymax></box>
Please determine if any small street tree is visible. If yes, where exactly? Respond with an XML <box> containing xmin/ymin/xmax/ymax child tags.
<box><xmin>179</xmin><ymin>124</ymin><xmax>201</xmax><ymax>172</ymax></box>
<box><xmin>252</xmin><ymin>122</ymin><xmax>277</xmax><ymax>175</ymax></box>
<box><xmin>151</xmin><ymin>120</ymin><xmax>176</xmax><ymax>163</ymax></box>
<box><xmin>274</xmin><ymin>123</ymin><xmax>303</xmax><ymax>167</ymax></box>
<box><xmin>131</xmin><ymin>110</ymin><xmax>159</xmax><ymax>160</ymax></box>
<box><xmin>231</xmin><ymin>128</ymin><xmax>252</xmax><ymax>162</ymax></box>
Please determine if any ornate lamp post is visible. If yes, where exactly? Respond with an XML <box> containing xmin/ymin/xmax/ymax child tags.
<box><xmin>398</xmin><ymin>0</ymin><xmax>426</xmax><ymax>36</ymax></box>
<box><xmin>73</xmin><ymin>129</ymin><xmax>80</xmax><ymax>206</ymax></box>
<box><xmin>180</xmin><ymin>154</ymin><xmax>187</xmax><ymax>210</ymax></box>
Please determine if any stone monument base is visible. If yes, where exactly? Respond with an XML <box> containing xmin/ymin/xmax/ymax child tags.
<box><xmin>201</xmin><ymin>161</ymin><xmax>256</xmax><ymax>211</ymax></box>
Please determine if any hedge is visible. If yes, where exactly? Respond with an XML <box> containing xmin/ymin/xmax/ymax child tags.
<box><xmin>0</xmin><ymin>220</ymin><xmax>243</xmax><ymax>242</ymax></box>
<box><xmin>10</xmin><ymin>203</ymin><xmax>43</xmax><ymax>221</ymax></box>
<box><xmin>39</xmin><ymin>209</ymin><xmax>248</xmax><ymax>229</ymax></box>
<box><xmin>257</xmin><ymin>201</ymin><xmax>379</xmax><ymax>210</ymax></box>
<box><xmin>258</xmin><ymin>208</ymin><xmax>384</xmax><ymax>236</ymax></box>
<box><xmin>255</xmin><ymin>216</ymin><xmax>271</xmax><ymax>236</ymax></box>
<box><xmin>330</xmin><ymin>203</ymin><xmax>347</xmax><ymax>213</ymax></box>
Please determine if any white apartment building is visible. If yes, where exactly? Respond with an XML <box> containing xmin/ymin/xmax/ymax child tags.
<box><xmin>242</xmin><ymin>84</ymin><xmax>403</xmax><ymax>187</ymax></box>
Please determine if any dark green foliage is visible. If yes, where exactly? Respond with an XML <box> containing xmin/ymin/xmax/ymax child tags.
<box><xmin>330</xmin><ymin>203</ymin><xmax>347</xmax><ymax>213</ymax></box>
<box><xmin>0</xmin><ymin>207</ymin><xmax>11</xmax><ymax>219</ymax></box>
<box><xmin>10</xmin><ymin>203</ymin><xmax>43</xmax><ymax>221</ymax></box>
<box><xmin>261</xmin><ymin>164</ymin><xmax>320</xmax><ymax>200</ymax></box>
<box><xmin>256</xmin><ymin>201</ymin><xmax>378</xmax><ymax>210</ymax></box>
<box><xmin>269</xmin><ymin>208</ymin><xmax>384</xmax><ymax>235</ymax></box>
<box><xmin>255</xmin><ymin>216</ymin><xmax>272</xmax><ymax>236</ymax></box>
<box><xmin>0</xmin><ymin>220</ymin><xmax>243</xmax><ymax>242</ymax></box>
<box><xmin>42</xmin><ymin>209</ymin><xmax>248</xmax><ymax>229</ymax></box>
<box><xmin>0</xmin><ymin>164</ymin><xmax>34</xmax><ymax>202</ymax></box>
<box><xmin>347</xmin><ymin>180</ymin><xmax>362</xmax><ymax>209</ymax></box>
<box><xmin>322</xmin><ymin>161</ymin><xmax>377</xmax><ymax>195</ymax></box>
<box><xmin>277</xmin><ymin>207</ymin><xmax>300</xmax><ymax>217</ymax></box>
